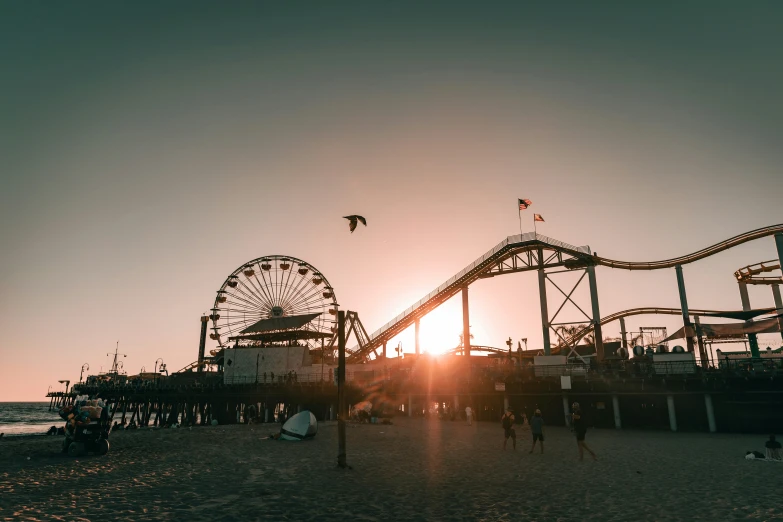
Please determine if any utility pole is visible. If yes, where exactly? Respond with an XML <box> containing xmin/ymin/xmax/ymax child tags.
<box><xmin>337</xmin><ymin>310</ymin><xmax>348</xmax><ymax>468</ymax></box>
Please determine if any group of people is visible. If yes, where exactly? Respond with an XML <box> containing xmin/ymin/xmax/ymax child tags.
<box><xmin>497</xmin><ymin>402</ymin><xmax>597</xmax><ymax>460</ymax></box>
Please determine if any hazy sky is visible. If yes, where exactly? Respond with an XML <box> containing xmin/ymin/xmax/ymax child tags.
<box><xmin>2</xmin><ymin>2</ymin><xmax>782</xmax><ymax>400</ymax></box>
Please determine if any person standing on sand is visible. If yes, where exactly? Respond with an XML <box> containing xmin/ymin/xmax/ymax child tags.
<box><xmin>529</xmin><ymin>409</ymin><xmax>544</xmax><ymax>454</ymax></box>
<box><xmin>501</xmin><ymin>409</ymin><xmax>516</xmax><ymax>450</ymax></box>
<box><xmin>465</xmin><ymin>405</ymin><xmax>474</xmax><ymax>425</ymax></box>
<box><xmin>571</xmin><ymin>402</ymin><xmax>597</xmax><ymax>461</ymax></box>
<box><xmin>765</xmin><ymin>435</ymin><xmax>781</xmax><ymax>460</ymax></box>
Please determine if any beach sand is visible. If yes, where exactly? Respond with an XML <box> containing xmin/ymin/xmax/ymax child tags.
<box><xmin>1</xmin><ymin>418</ymin><xmax>780</xmax><ymax>521</ymax></box>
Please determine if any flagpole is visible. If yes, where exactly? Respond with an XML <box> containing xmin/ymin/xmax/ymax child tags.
<box><xmin>533</xmin><ymin>215</ymin><xmax>537</xmax><ymax>237</ymax></box>
<box><xmin>518</xmin><ymin>206</ymin><xmax>522</xmax><ymax>235</ymax></box>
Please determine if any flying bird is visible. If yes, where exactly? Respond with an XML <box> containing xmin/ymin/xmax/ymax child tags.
<box><xmin>343</xmin><ymin>215</ymin><xmax>367</xmax><ymax>233</ymax></box>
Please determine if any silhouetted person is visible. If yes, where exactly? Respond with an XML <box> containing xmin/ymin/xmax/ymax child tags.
<box><xmin>572</xmin><ymin>403</ymin><xmax>597</xmax><ymax>461</ymax></box>
<box><xmin>465</xmin><ymin>405</ymin><xmax>474</xmax><ymax>425</ymax></box>
<box><xmin>766</xmin><ymin>435</ymin><xmax>782</xmax><ymax>460</ymax></box>
<box><xmin>501</xmin><ymin>409</ymin><xmax>516</xmax><ymax>450</ymax></box>
<box><xmin>529</xmin><ymin>409</ymin><xmax>545</xmax><ymax>454</ymax></box>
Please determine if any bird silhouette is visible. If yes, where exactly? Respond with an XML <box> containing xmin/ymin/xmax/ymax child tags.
<box><xmin>343</xmin><ymin>215</ymin><xmax>367</xmax><ymax>233</ymax></box>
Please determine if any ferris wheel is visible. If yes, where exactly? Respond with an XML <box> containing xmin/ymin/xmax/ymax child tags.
<box><xmin>209</xmin><ymin>256</ymin><xmax>338</xmax><ymax>349</ymax></box>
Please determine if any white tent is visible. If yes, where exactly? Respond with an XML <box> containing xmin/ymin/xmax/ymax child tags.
<box><xmin>279</xmin><ymin>411</ymin><xmax>318</xmax><ymax>441</ymax></box>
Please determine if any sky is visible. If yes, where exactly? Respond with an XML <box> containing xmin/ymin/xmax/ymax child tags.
<box><xmin>1</xmin><ymin>2</ymin><xmax>782</xmax><ymax>400</ymax></box>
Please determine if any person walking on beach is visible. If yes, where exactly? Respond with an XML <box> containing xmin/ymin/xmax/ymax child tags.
<box><xmin>465</xmin><ymin>405</ymin><xmax>474</xmax><ymax>425</ymax></box>
<box><xmin>571</xmin><ymin>402</ymin><xmax>597</xmax><ymax>461</ymax></box>
<box><xmin>529</xmin><ymin>409</ymin><xmax>544</xmax><ymax>454</ymax></box>
<box><xmin>501</xmin><ymin>409</ymin><xmax>516</xmax><ymax>450</ymax></box>
<box><xmin>765</xmin><ymin>435</ymin><xmax>781</xmax><ymax>460</ymax></box>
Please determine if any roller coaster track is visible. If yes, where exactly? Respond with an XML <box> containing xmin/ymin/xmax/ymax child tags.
<box><xmin>550</xmin><ymin>306</ymin><xmax>773</xmax><ymax>353</ymax></box>
<box><xmin>442</xmin><ymin>345</ymin><xmax>509</xmax><ymax>356</ymax></box>
<box><xmin>349</xmin><ymin>224</ymin><xmax>783</xmax><ymax>362</ymax></box>
<box><xmin>734</xmin><ymin>259</ymin><xmax>782</xmax><ymax>285</ymax></box>
<box><xmin>585</xmin><ymin>224</ymin><xmax>783</xmax><ymax>271</ymax></box>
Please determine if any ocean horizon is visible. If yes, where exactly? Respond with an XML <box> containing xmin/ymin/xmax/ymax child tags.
<box><xmin>0</xmin><ymin>402</ymin><xmax>65</xmax><ymax>436</ymax></box>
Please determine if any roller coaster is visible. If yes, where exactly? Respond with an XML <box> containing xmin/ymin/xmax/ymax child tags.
<box><xmin>348</xmin><ymin>224</ymin><xmax>783</xmax><ymax>362</ymax></box>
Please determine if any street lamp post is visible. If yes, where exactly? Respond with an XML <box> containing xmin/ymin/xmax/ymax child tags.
<box><xmin>155</xmin><ymin>358</ymin><xmax>164</xmax><ymax>385</ymax></box>
<box><xmin>80</xmin><ymin>363</ymin><xmax>90</xmax><ymax>383</ymax></box>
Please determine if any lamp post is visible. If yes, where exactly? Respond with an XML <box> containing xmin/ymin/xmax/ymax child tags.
<box><xmin>155</xmin><ymin>358</ymin><xmax>164</xmax><ymax>384</ymax></box>
<box><xmin>80</xmin><ymin>363</ymin><xmax>90</xmax><ymax>383</ymax></box>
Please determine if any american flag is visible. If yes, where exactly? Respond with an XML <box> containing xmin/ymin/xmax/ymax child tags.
<box><xmin>518</xmin><ymin>198</ymin><xmax>532</xmax><ymax>210</ymax></box>
<box><xmin>534</xmin><ymin>214</ymin><xmax>545</xmax><ymax>222</ymax></box>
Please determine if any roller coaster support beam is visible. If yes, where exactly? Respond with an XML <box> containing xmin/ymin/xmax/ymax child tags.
<box><xmin>619</xmin><ymin>317</ymin><xmax>628</xmax><ymax>351</ymax></box>
<box><xmin>772</xmin><ymin>285</ymin><xmax>783</xmax><ymax>342</ymax></box>
<box><xmin>383</xmin><ymin>341</ymin><xmax>387</xmax><ymax>359</ymax></box>
<box><xmin>537</xmin><ymin>248</ymin><xmax>551</xmax><ymax>355</ymax></box>
<box><xmin>776</xmin><ymin>233</ymin><xmax>783</xmax><ymax>341</ymax></box>
<box><xmin>198</xmin><ymin>316</ymin><xmax>208</xmax><ymax>373</ymax></box>
<box><xmin>675</xmin><ymin>265</ymin><xmax>695</xmax><ymax>354</ymax></box>
<box><xmin>738</xmin><ymin>282</ymin><xmax>760</xmax><ymax>358</ymax></box>
<box><xmin>415</xmin><ymin>318</ymin><xmax>421</xmax><ymax>356</ymax></box>
<box><xmin>694</xmin><ymin>316</ymin><xmax>709</xmax><ymax>368</ymax></box>
<box><xmin>461</xmin><ymin>287</ymin><xmax>471</xmax><ymax>357</ymax></box>
<box><xmin>587</xmin><ymin>265</ymin><xmax>605</xmax><ymax>361</ymax></box>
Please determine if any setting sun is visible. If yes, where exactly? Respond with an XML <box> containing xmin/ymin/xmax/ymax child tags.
<box><xmin>418</xmin><ymin>305</ymin><xmax>468</xmax><ymax>355</ymax></box>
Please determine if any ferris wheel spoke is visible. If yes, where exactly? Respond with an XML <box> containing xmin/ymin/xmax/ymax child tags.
<box><xmin>277</xmin><ymin>268</ymin><xmax>299</xmax><ymax>309</ymax></box>
<box><xmin>288</xmin><ymin>300</ymin><xmax>331</xmax><ymax>318</ymax></box>
<box><xmin>286</xmin><ymin>283</ymin><xmax>327</xmax><ymax>313</ymax></box>
<box><xmin>224</xmin><ymin>294</ymin><xmax>266</xmax><ymax>312</ymax></box>
<box><xmin>255</xmin><ymin>268</ymin><xmax>278</xmax><ymax>307</ymax></box>
<box><xmin>279</xmin><ymin>271</ymin><xmax>312</xmax><ymax>312</ymax></box>
<box><xmin>260</xmin><ymin>265</ymin><xmax>279</xmax><ymax>306</ymax></box>
<box><xmin>235</xmin><ymin>275</ymin><xmax>272</xmax><ymax>309</ymax></box>
<box><xmin>287</xmin><ymin>290</ymin><xmax>328</xmax><ymax>312</ymax></box>
<box><xmin>223</xmin><ymin>306</ymin><xmax>267</xmax><ymax>320</ymax></box>
<box><xmin>243</xmin><ymin>263</ymin><xmax>274</xmax><ymax>306</ymax></box>
<box><xmin>247</xmin><ymin>270</ymin><xmax>276</xmax><ymax>308</ymax></box>
<box><xmin>221</xmin><ymin>316</ymin><xmax>263</xmax><ymax>332</ymax></box>
<box><xmin>252</xmin><ymin>263</ymin><xmax>280</xmax><ymax>306</ymax></box>
<box><xmin>280</xmin><ymin>261</ymin><xmax>304</xmax><ymax>308</ymax></box>
<box><xmin>285</xmin><ymin>279</ymin><xmax>324</xmax><ymax>309</ymax></box>
<box><xmin>219</xmin><ymin>305</ymin><xmax>266</xmax><ymax>318</ymax></box>
<box><xmin>220</xmin><ymin>304</ymin><xmax>264</xmax><ymax>322</ymax></box>
<box><xmin>273</xmin><ymin>263</ymin><xmax>284</xmax><ymax>305</ymax></box>
<box><xmin>223</xmin><ymin>291</ymin><xmax>264</xmax><ymax>310</ymax></box>
<box><xmin>234</xmin><ymin>281</ymin><xmax>272</xmax><ymax>310</ymax></box>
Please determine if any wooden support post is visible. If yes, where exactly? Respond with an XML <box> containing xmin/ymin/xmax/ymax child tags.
<box><xmin>667</xmin><ymin>395</ymin><xmax>677</xmax><ymax>432</ymax></box>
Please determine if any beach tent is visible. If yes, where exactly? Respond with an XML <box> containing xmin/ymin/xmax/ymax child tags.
<box><xmin>279</xmin><ymin>411</ymin><xmax>318</xmax><ymax>441</ymax></box>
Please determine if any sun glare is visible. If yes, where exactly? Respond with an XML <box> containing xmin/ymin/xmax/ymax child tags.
<box><xmin>418</xmin><ymin>307</ymin><xmax>463</xmax><ymax>355</ymax></box>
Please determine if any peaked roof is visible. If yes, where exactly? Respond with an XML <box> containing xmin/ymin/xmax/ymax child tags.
<box><xmin>239</xmin><ymin>313</ymin><xmax>321</xmax><ymax>334</ymax></box>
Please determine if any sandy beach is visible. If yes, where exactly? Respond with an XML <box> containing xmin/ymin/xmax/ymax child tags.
<box><xmin>1</xmin><ymin>418</ymin><xmax>781</xmax><ymax>521</ymax></box>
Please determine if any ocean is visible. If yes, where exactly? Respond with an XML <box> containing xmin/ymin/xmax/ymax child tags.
<box><xmin>0</xmin><ymin>402</ymin><xmax>65</xmax><ymax>436</ymax></box>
